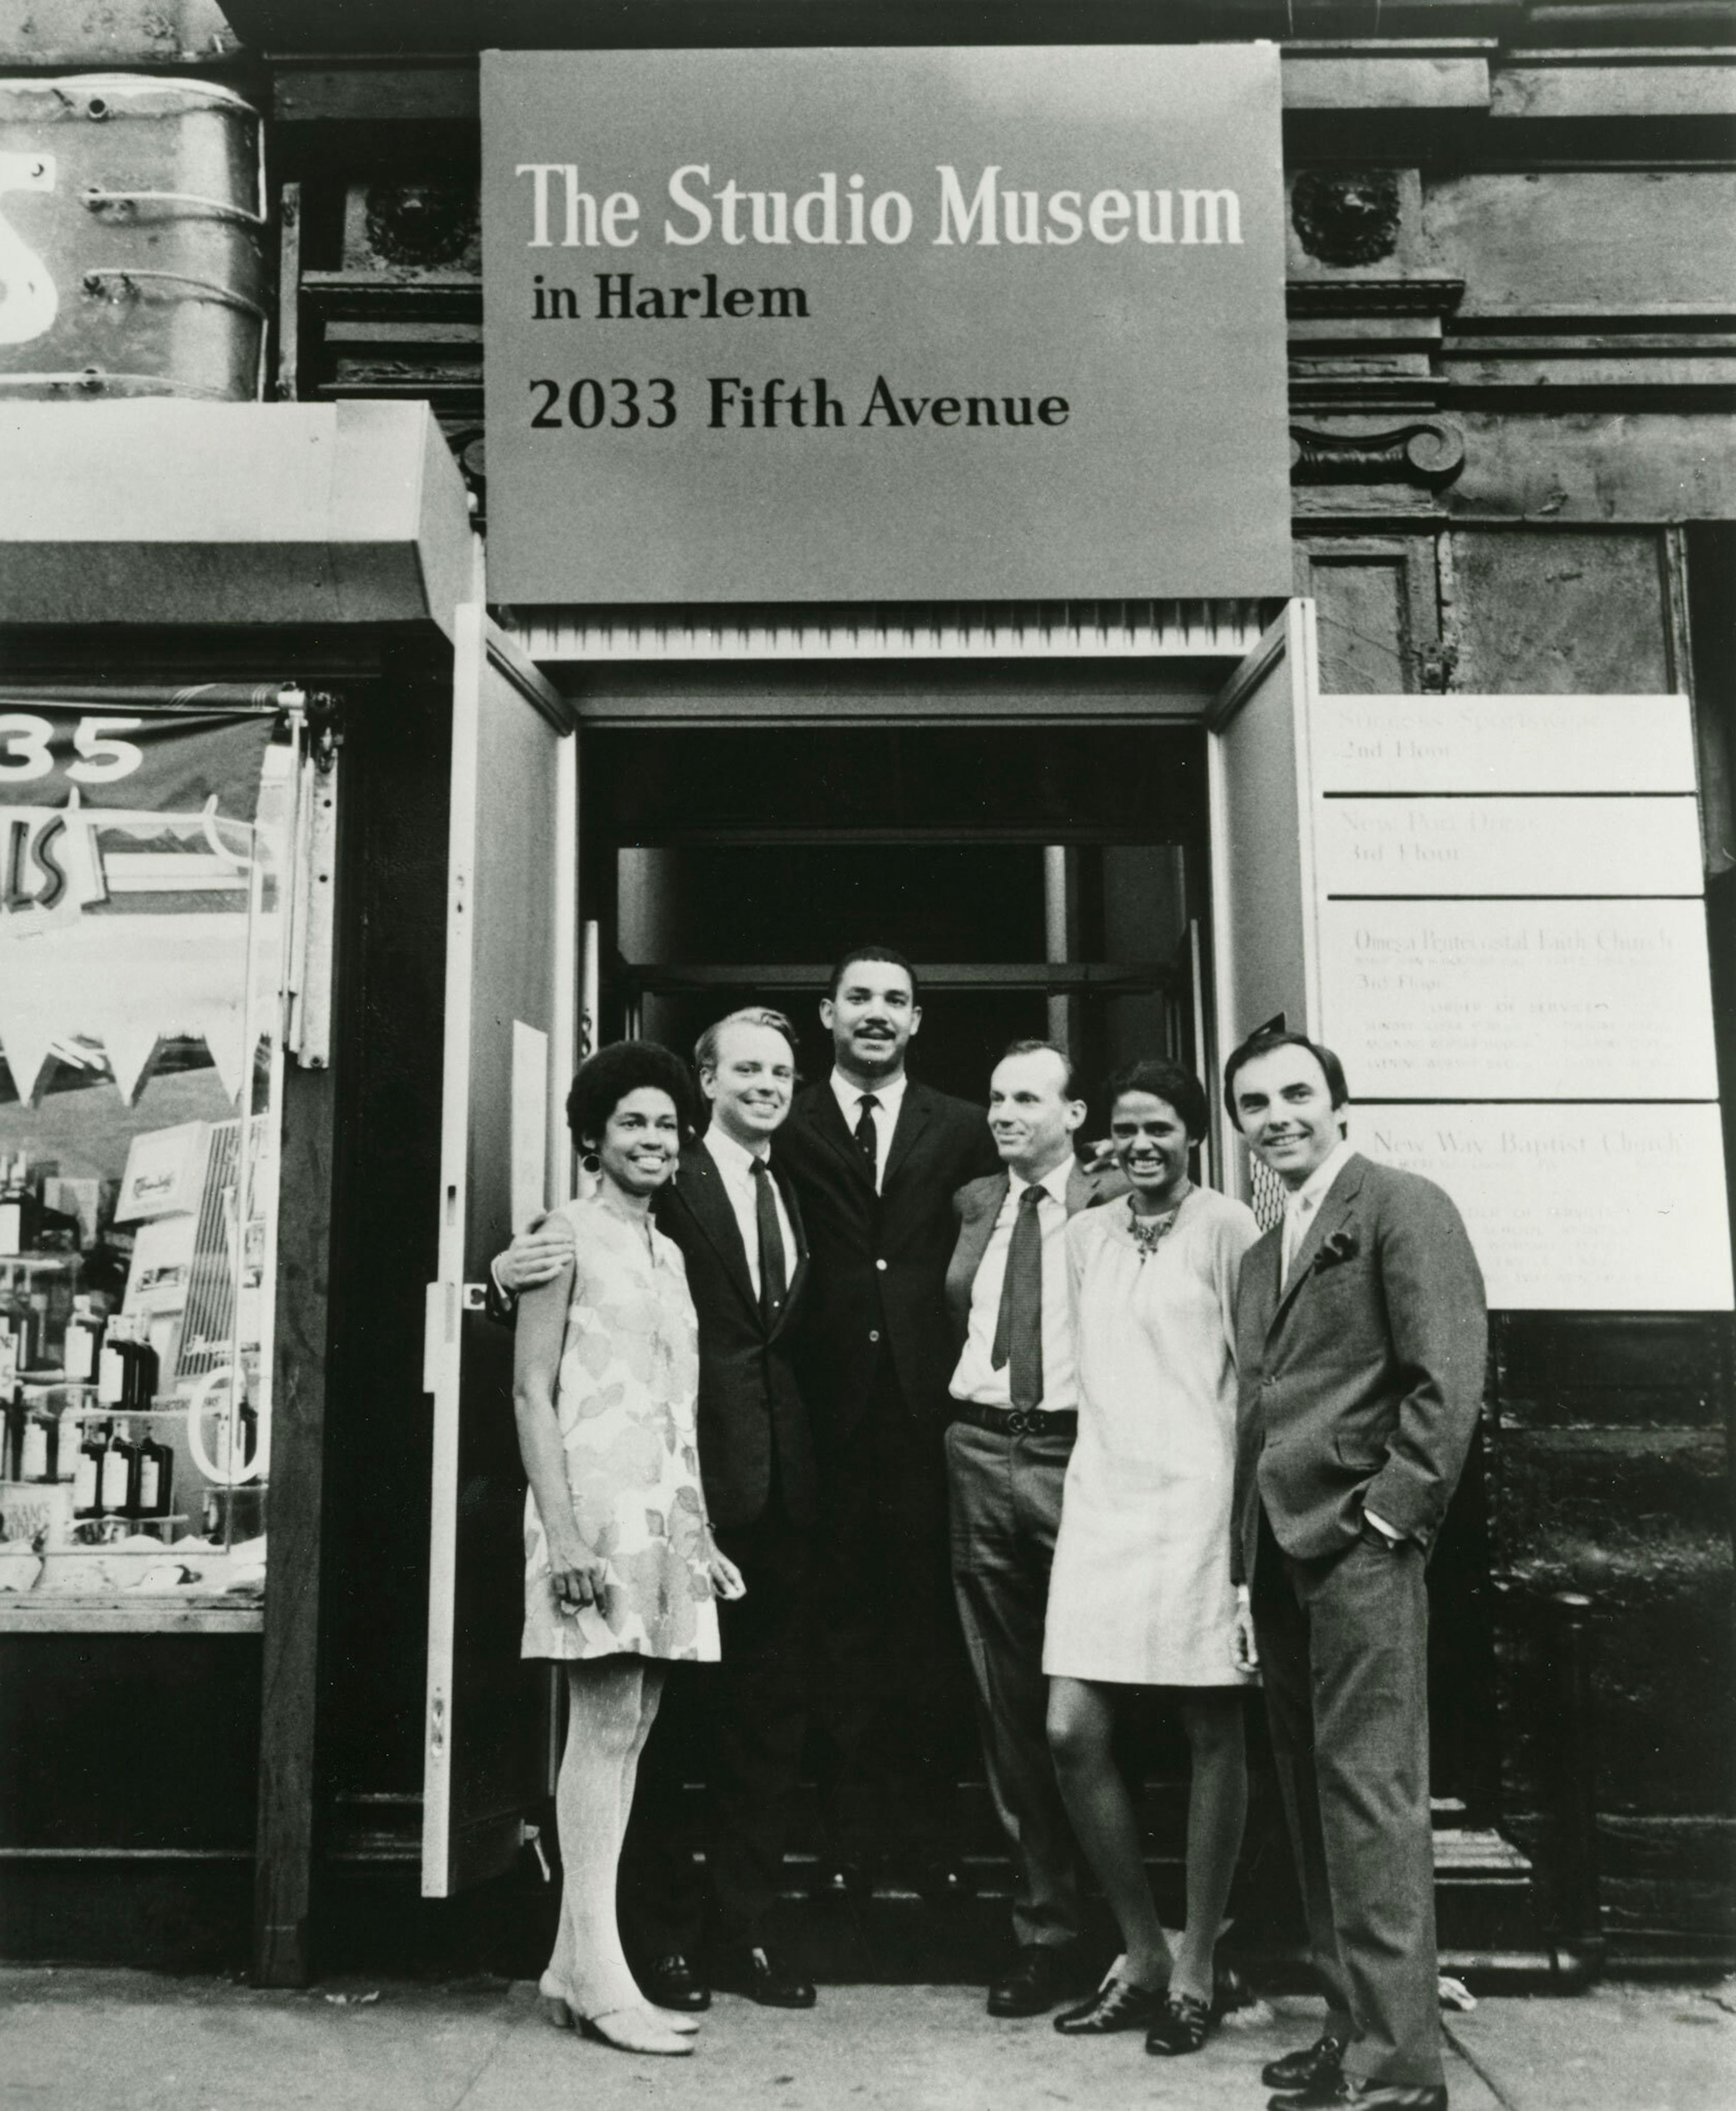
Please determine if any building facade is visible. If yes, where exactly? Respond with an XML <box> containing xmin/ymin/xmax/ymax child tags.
<box><xmin>0</xmin><ymin>0</ymin><xmax>1731</xmax><ymax>1984</ymax></box>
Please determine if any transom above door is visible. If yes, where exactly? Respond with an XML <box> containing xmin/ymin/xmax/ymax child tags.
<box><xmin>581</xmin><ymin>723</ymin><xmax>1210</xmax><ymax>1107</ymax></box>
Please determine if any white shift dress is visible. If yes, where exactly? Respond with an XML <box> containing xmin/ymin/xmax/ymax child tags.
<box><xmin>1043</xmin><ymin>1185</ymin><xmax>1260</xmax><ymax>1689</ymax></box>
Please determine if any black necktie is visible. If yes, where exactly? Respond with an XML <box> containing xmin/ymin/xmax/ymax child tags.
<box><xmin>750</xmin><ymin>1158</ymin><xmax>788</xmax><ymax>1329</ymax></box>
<box><xmin>990</xmin><ymin>1185</ymin><xmax>1045</xmax><ymax>1411</ymax></box>
<box><xmin>853</xmin><ymin>1094</ymin><xmax>880</xmax><ymax>1176</ymax></box>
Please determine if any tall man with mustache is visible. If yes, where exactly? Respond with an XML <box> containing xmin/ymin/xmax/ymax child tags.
<box><xmin>779</xmin><ymin>945</ymin><xmax>1000</xmax><ymax>1896</ymax></box>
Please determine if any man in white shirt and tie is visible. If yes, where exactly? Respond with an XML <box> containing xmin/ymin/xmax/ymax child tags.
<box><xmin>619</xmin><ymin>1007</ymin><xmax>821</xmax><ymax>2012</ymax></box>
<box><xmin>942</xmin><ymin>1039</ymin><xmax>1122</xmax><ymax>2016</ymax></box>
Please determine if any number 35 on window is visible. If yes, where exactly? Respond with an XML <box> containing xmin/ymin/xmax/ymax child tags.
<box><xmin>0</xmin><ymin>717</ymin><xmax>146</xmax><ymax>784</ymax></box>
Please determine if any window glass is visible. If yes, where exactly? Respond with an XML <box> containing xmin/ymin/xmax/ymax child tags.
<box><xmin>0</xmin><ymin>705</ymin><xmax>293</xmax><ymax>1613</ymax></box>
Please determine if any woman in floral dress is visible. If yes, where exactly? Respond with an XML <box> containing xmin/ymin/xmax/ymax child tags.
<box><xmin>515</xmin><ymin>1040</ymin><xmax>742</xmax><ymax>2058</ymax></box>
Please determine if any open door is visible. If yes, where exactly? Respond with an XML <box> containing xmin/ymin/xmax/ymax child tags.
<box><xmin>422</xmin><ymin>606</ymin><xmax>577</xmax><ymax>1897</ymax></box>
<box><xmin>1205</xmin><ymin>599</ymin><xmax>1322</xmax><ymax>1215</ymax></box>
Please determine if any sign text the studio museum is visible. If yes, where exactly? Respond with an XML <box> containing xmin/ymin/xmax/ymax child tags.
<box><xmin>481</xmin><ymin>46</ymin><xmax>1290</xmax><ymax>604</ymax></box>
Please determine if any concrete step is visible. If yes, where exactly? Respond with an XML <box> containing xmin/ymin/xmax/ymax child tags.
<box><xmin>321</xmin><ymin>1786</ymin><xmax>1553</xmax><ymax>1987</ymax></box>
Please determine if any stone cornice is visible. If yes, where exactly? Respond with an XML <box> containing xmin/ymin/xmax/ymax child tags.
<box><xmin>205</xmin><ymin>2</ymin><xmax>1736</xmax><ymax>64</ymax></box>
<box><xmin>1289</xmin><ymin>279</ymin><xmax>1470</xmax><ymax>318</ymax></box>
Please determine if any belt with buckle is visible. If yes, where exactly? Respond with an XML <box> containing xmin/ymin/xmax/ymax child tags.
<box><xmin>951</xmin><ymin>1401</ymin><xmax>1078</xmax><ymax>1439</ymax></box>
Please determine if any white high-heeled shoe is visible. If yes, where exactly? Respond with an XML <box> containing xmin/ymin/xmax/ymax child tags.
<box><xmin>538</xmin><ymin>1973</ymin><xmax>695</xmax><ymax>2056</ymax></box>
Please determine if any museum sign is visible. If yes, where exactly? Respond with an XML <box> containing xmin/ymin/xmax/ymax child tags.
<box><xmin>480</xmin><ymin>45</ymin><xmax>1291</xmax><ymax>604</ymax></box>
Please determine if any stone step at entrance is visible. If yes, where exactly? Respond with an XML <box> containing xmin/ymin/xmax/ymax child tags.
<box><xmin>697</xmin><ymin>1784</ymin><xmax>1550</xmax><ymax>1987</ymax></box>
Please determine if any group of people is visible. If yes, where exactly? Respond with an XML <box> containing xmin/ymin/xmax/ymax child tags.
<box><xmin>491</xmin><ymin>943</ymin><xmax>1488</xmax><ymax>2111</ymax></box>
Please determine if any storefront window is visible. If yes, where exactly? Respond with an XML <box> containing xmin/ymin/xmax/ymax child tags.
<box><xmin>0</xmin><ymin>695</ymin><xmax>300</xmax><ymax>1622</ymax></box>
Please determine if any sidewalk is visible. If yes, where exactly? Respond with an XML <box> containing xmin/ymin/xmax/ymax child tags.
<box><xmin>2</xmin><ymin>1969</ymin><xmax>1731</xmax><ymax>2111</ymax></box>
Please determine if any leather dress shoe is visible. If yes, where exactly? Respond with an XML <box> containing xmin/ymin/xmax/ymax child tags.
<box><xmin>987</xmin><ymin>1944</ymin><xmax>1073</xmax><ymax>2018</ymax></box>
<box><xmin>1270</xmin><ymin>2078</ymin><xmax>1446</xmax><ymax>2111</ymax></box>
<box><xmin>1263</xmin><ymin>2032</ymin><xmax>1349</xmax><ymax>2090</ymax></box>
<box><xmin>709</xmin><ymin>1942</ymin><xmax>817</xmax><ymax>2009</ymax></box>
<box><xmin>637</xmin><ymin>1952</ymin><xmax>710</xmax><ymax>2013</ymax></box>
<box><xmin>1054</xmin><ymin>1961</ymin><xmax>1167</xmax><ymax>2035</ymax></box>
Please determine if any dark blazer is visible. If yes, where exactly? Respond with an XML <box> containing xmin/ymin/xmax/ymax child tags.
<box><xmin>1231</xmin><ymin>1151</ymin><xmax>1488</xmax><ymax>1584</ymax></box>
<box><xmin>657</xmin><ymin>1144</ymin><xmax>818</xmax><ymax>1534</ymax></box>
<box><xmin>944</xmin><ymin>1161</ymin><xmax>1128</xmax><ymax>1351</ymax></box>
<box><xmin>780</xmin><ymin>1077</ymin><xmax>1000</xmax><ymax>1439</ymax></box>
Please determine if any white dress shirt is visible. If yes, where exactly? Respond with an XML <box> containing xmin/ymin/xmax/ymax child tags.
<box><xmin>1280</xmin><ymin>1136</ymin><xmax>1356</xmax><ymax>1288</ymax></box>
<box><xmin>828</xmin><ymin>1069</ymin><xmax>908</xmax><ymax>1193</ymax></box>
<box><xmin>948</xmin><ymin>1156</ymin><xmax>1078</xmax><ymax>1411</ymax></box>
<box><xmin>703</xmin><ymin>1124</ymin><xmax>794</xmax><ymax>1301</ymax></box>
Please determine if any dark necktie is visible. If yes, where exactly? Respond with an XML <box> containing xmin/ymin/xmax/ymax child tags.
<box><xmin>853</xmin><ymin>1093</ymin><xmax>880</xmax><ymax>1176</ymax></box>
<box><xmin>749</xmin><ymin>1158</ymin><xmax>788</xmax><ymax>1330</ymax></box>
<box><xmin>990</xmin><ymin>1185</ymin><xmax>1045</xmax><ymax>1411</ymax></box>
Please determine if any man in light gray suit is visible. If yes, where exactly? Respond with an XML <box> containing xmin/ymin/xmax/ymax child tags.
<box><xmin>1226</xmin><ymin>1029</ymin><xmax>1486</xmax><ymax>2111</ymax></box>
<box><xmin>943</xmin><ymin>1039</ymin><xmax>1122</xmax><ymax>2017</ymax></box>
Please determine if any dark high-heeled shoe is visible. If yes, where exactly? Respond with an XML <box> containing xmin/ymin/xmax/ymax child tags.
<box><xmin>1054</xmin><ymin>1958</ymin><xmax>1167</xmax><ymax>2036</ymax></box>
<box><xmin>1145</xmin><ymin>1988</ymin><xmax>1213</xmax><ymax>2056</ymax></box>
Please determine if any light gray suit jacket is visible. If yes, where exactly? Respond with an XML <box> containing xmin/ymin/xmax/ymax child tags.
<box><xmin>1231</xmin><ymin>1151</ymin><xmax>1487</xmax><ymax>1582</ymax></box>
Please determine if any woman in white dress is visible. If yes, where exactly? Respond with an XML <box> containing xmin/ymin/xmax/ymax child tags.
<box><xmin>1044</xmin><ymin>1059</ymin><xmax>1260</xmax><ymax>2056</ymax></box>
<box><xmin>515</xmin><ymin>1041</ymin><xmax>743</xmax><ymax>2058</ymax></box>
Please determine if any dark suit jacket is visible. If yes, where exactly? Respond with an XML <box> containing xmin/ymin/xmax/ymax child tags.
<box><xmin>1231</xmin><ymin>1151</ymin><xmax>1488</xmax><ymax>1584</ymax></box>
<box><xmin>944</xmin><ymin>1161</ymin><xmax>1128</xmax><ymax>1352</ymax></box>
<box><xmin>779</xmin><ymin>1077</ymin><xmax>1000</xmax><ymax>1441</ymax></box>
<box><xmin>657</xmin><ymin>1146</ymin><xmax>818</xmax><ymax>1534</ymax></box>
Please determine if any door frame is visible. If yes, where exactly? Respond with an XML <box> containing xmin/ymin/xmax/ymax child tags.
<box><xmin>422</xmin><ymin>606</ymin><xmax>576</xmax><ymax>1900</ymax></box>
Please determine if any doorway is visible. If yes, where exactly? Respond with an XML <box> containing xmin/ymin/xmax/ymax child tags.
<box><xmin>581</xmin><ymin>722</ymin><xmax>1212</xmax><ymax>1118</ymax></box>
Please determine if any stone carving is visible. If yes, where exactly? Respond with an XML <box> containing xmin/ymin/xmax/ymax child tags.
<box><xmin>1290</xmin><ymin>418</ymin><xmax>1466</xmax><ymax>488</ymax></box>
<box><xmin>1291</xmin><ymin>168</ymin><xmax>1402</xmax><ymax>267</ymax></box>
<box><xmin>442</xmin><ymin>422</ymin><xmax>486</xmax><ymax>518</ymax></box>
<box><xmin>361</xmin><ymin>183</ymin><xmax>480</xmax><ymax>272</ymax></box>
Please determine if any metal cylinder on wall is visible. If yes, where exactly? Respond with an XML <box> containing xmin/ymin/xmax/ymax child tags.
<box><xmin>0</xmin><ymin>73</ymin><xmax>266</xmax><ymax>402</ymax></box>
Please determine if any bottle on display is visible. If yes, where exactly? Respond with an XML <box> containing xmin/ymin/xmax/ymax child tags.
<box><xmin>0</xmin><ymin>1273</ymin><xmax>37</xmax><ymax>1375</ymax></box>
<box><xmin>26</xmin><ymin>1288</ymin><xmax>49</xmax><ymax>1371</ymax></box>
<box><xmin>74</xmin><ymin>1418</ymin><xmax>107</xmax><ymax>1517</ymax></box>
<box><xmin>211</xmin><ymin>1387</ymin><xmax>259</xmax><ymax>1480</ymax></box>
<box><xmin>126</xmin><ymin>1327</ymin><xmax>159</xmax><ymax>1414</ymax></box>
<box><xmin>19</xmin><ymin>1395</ymin><xmax>56</xmax><ymax>1483</ymax></box>
<box><xmin>64</xmin><ymin>1297</ymin><xmax>104</xmax><ymax>1384</ymax></box>
<box><xmin>100</xmin><ymin>1418</ymin><xmax>134</xmax><ymax>1516</ymax></box>
<box><xmin>133</xmin><ymin>1427</ymin><xmax>172</xmax><ymax>1520</ymax></box>
<box><xmin>0</xmin><ymin>1152</ymin><xmax>36</xmax><ymax>1257</ymax></box>
<box><xmin>97</xmin><ymin>1315</ymin><xmax>132</xmax><ymax>1408</ymax></box>
<box><xmin>3</xmin><ymin>1385</ymin><xmax>20</xmax><ymax>1479</ymax></box>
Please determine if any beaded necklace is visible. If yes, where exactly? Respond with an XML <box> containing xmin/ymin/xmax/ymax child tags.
<box><xmin>1127</xmin><ymin>1184</ymin><xmax>1190</xmax><ymax>1262</ymax></box>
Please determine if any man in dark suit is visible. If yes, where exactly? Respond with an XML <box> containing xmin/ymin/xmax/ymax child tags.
<box><xmin>493</xmin><ymin>1008</ymin><xmax>820</xmax><ymax>2010</ymax></box>
<box><xmin>777</xmin><ymin>944</ymin><xmax>1000</xmax><ymax>1893</ymax></box>
<box><xmin>1225</xmin><ymin>1028</ymin><xmax>1487</xmax><ymax>2111</ymax></box>
<box><xmin>943</xmin><ymin>1039</ymin><xmax>1121</xmax><ymax>2015</ymax></box>
<box><xmin>618</xmin><ymin>1005</ymin><xmax>821</xmax><ymax>2010</ymax></box>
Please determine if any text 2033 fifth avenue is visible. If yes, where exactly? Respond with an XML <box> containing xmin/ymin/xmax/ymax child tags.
<box><xmin>526</xmin><ymin>373</ymin><xmax>1072</xmax><ymax>432</ymax></box>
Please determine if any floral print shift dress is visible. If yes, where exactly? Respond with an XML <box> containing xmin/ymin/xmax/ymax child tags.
<box><xmin>521</xmin><ymin>1192</ymin><xmax>720</xmax><ymax>1664</ymax></box>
